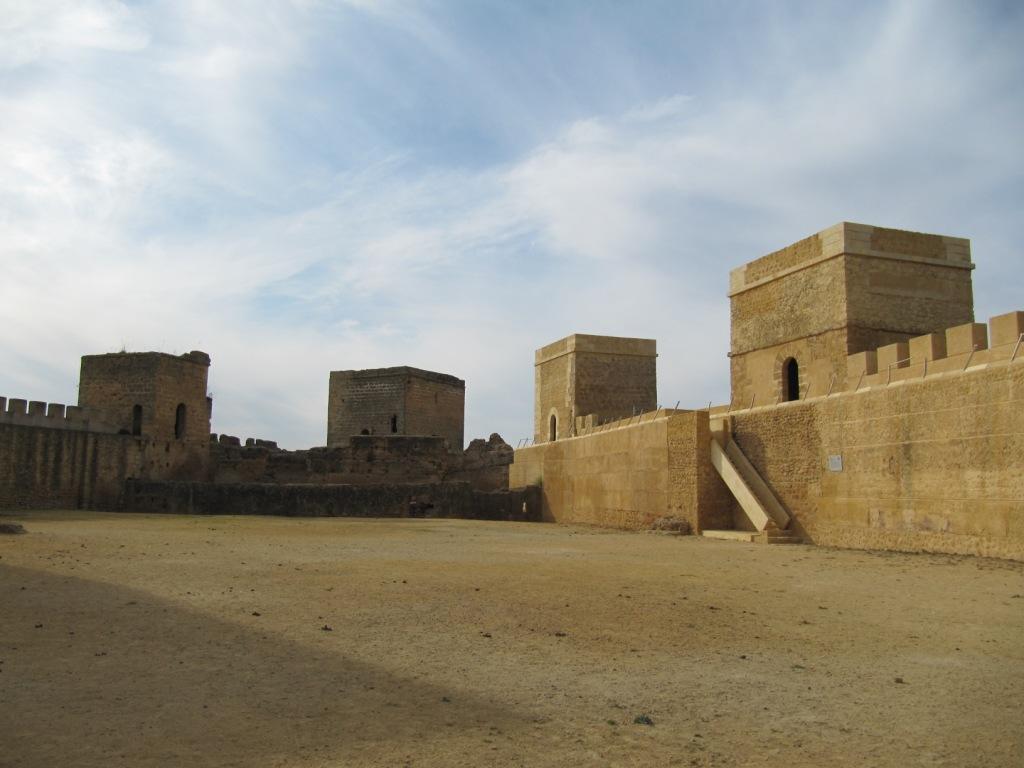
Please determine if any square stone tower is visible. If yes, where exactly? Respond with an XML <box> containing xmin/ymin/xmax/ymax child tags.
<box><xmin>728</xmin><ymin>222</ymin><xmax>974</xmax><ymax>407</ymax></box>
<box><xmin>534</xmin><ymin>334</ymin><xmax>657</xmax><ymax>443</ymax></box>
<box><xmin>327</xmin><ymin>367</ymin><xmax>465</xmax><ymax>450</ymax></box>
<box><xmin>78</xmin><ymin>351</ymin><xmax>212</xmax><ymax>444</ymax></box>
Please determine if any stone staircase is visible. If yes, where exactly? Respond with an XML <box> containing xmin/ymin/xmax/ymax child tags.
<box><xmin>704</xmin><ymin>417</ymin><xmax>803</xmax><ymax>545</ymax></box>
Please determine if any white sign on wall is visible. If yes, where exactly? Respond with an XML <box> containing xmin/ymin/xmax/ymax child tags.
<box><xmin>827</xmin><ymin>454</ymin><xmax>844</xmax><ymax>472</ymax></box>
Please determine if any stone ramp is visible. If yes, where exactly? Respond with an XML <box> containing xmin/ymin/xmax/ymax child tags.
<box><xmin>707</xmin><ymin>417</ymin><xmax>798</xmax><ymax>544</ymax></box>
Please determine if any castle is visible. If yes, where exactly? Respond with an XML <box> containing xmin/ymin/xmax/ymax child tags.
<box><xmin>511</xmin><ymin>222</ymin><xmax>1023</xmax><ymax>560</ymax></box>
<box><xmin>2</xmin><ymin>222</ymin><xmax>1021</xmax><ymax>559</ymax></box>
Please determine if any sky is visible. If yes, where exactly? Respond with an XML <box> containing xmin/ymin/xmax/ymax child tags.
<box><xmin>1</xmin><ymin>0</ymin><xmax>1022</xmax><ymax>449</ymax></box>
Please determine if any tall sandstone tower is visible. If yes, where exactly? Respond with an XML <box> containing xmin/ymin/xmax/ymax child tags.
<box><xmin>728</xmin><ymin>222</ymin><xmax>974</xmax><ymax>407</ymax></box>
<box><xmin>534</xmin><ymin>334</ymin><xmax>657</xmax><ymax>443</ymax></box>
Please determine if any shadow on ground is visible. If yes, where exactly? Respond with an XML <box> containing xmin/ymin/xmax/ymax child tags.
<box><xmin>0</xmin><ymin>563</ymin><xmax>527</xmax><ymax>768</ymax></box>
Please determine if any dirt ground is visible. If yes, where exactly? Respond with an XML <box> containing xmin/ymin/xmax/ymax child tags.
<box><xmin>0</xmin><ymin>512</ymin><xmax>1021</xmax><ymax>768</ymax></box>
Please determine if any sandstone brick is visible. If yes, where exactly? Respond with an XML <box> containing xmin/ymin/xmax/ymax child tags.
<box><xmin>847</xmin><ymin>350</ymin><xmax>878</xmax><ymax>379</ymax></box>
<box><xmin>989</xmin><ymin>311</ymin><xmax>1024</xmax><ymax>348</ymax></box>
<box><xmin>877</xmin><ymin>341</ymin><xmax>910</xmax><ymax>372</ymax></box>
<box><xmin>945</xmin><ymin>322</ymin><xmax>988</xmax><ymax>356</ymax></box>
<box><xmin>909</xmin><ymin>332</ymin><xmax>946</xmax><ymax>363</ymax></box>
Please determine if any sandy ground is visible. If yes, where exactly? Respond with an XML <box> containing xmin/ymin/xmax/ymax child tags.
<box><xmin>0</xmin><ymin>512</ymin><xmax>1022</xmax><ymax>768</ymax></box>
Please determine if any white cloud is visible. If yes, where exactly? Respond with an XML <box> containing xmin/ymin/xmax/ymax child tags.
<box><xmin>0</xmin><ymin>1</ymin><xmax>1021</xmax><ymax>449</ymax></box>
<box><xmin>0</xmin><ymin>0</ymin><xmax>148</xmax><ymax>68</ymax></box>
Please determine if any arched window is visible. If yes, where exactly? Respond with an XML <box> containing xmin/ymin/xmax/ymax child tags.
<box><xmin>390</xmin><ymin>414</ymin><xmax>398</xmax><ymax>433</ymax></box>
<box><xmin>131</xmin><ymin>404</ymin><xmax>143</xmax><ymax>436</ymax></box>
<box><xmin>174</xmin><ymin>403</ymin><xmax>187</xmax><ymax>439</ymax></box>
<box><xmin>549</xmin><ymin>413</ymin><xmax>557</xmax><ymax>442</ymax></box>
<box><xmin>360</xmin><ymin>428</ymin><xmax>370</xmax><ymax>435</ymax></box>
<box><xmin>783</xmin><ymin>358</ymin><xmax>800</xmax><ymax>402</ymax></box>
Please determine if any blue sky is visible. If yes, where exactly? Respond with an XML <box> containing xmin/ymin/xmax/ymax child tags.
<box><xmin>1</xmin><ymin>0</ymin><xmax>1022</xmax><ymax>448</ymax></box>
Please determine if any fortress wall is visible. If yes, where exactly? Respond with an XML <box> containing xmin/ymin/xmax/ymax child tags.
<box><xmin>0</xmin><ymin>422</ymin><xmax>206</xmax><ymax>510</ymax></box>
<box><xmin>212</xmin><ymin>435</ymin><xmax>451</xmax><ymax>485</ymax></box>
<box><xmin>846</xmin><ymin>312</ymin><xmax>1024</xmax><ymax>390</ymax></box>
<box><xmin>511</xmin><ymin>414</ymin><xmax>669</xmax><ymax>528</ymax></box>
<box><xmin>210</xmin><ymin>433</ymin><xmax>511</xmax><ymax>491</ymax></box>
<box><xmin>666</xmin><ymin>412</ymin><xmax>734</xmax><ymax>532</ymax></box>
<box><xmin>0</xmin><ymin>398</ymin><xmax>121</xmax><ymax>434</ymax></box>
<box><xmin>123</xmin><ymin>479</ymin><xmax>541</xmax><ymax>522</ymax></box>
<box><xmin>729</xmin><ymin>358</ymin><xmax>1024</xmax><ymax>560</ymax></box>
<box><xmin>510</xmin><ymin>411</ymin><xmax>725</xmax><ymax>530</ymax></box>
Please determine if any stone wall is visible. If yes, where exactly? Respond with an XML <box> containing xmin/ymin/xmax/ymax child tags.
<box><xmin>728</xmin><ymin>356</ymin><xmax>1024</xmax><ymax>560</ymax></box>
<box><xmin>444</xmin><ymin>433</ymin><xmax>514</xmax><ymax>491</ymax></box>
<box><xmin>0</xmin><ymin>422</ymin><xmax>206</xmax><ymax>510</ymax></box>
<box><xmin>211</xmin><ymin>433</ymin><xmax>514</xmax><ymax>492</ymax></box>
<box><xmin>211</xmin><ymin>434</ymin><xmax>451</xmax><ymax>486</ymax></box>
<box><xmin>0</xmin><ymin>397</ymin><xmax>120</xmax><ymax>434</ymax></box>
<box><xmin>123</xmin><ymin>478</ymin><xmax>541</xmax><ymax>522</ymax></box>
<box><xmin>510</xmin><ymin>410</ymin><xmax>728</xmax><ymax>531</ymax></box>
<box><xmin>404</xmin><ymin>374</ymin><xmax>465</xmax><ymax>450</ymax></box>
<box><xmin>327</xmin><ymin>367</ymin><xmax>465</xmax><ymax>449</ymax></box>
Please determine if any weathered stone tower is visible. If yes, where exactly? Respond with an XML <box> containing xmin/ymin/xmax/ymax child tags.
<box><xmin>534</xmin><ymin>334</ymin><xmax>657</xmax><ymax>443</ymax></box>
<box><xmin>728</xmin><ymin>222</ymin><xmax>974</xmax><ymax>407</ymax></box>
<box><xmin>327</xmin><ymin>367</ymin><xmax>465</xmax><ymax>450</ymax></box>
<box><xmin>78</xmin><ymin>351</ymin><xmax>212</xmax><ymax>444</ymax></box>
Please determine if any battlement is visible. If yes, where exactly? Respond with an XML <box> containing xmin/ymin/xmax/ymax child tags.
<box><xmin>844</xmin><ymin>310</ymin><xmax>1023</xmax><ymax>390</ymax></box>
<box><xmin>0</xmin><ymin>397</ymin><xmax>122</xmax><ymax>434</ymax></box>
<box><xmin>729</xmin><ymin>222</ymin><xmax>973</xmax><ymax>296</ymax></box>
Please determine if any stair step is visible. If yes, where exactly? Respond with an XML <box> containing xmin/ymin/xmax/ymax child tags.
<box><xmin>702</xmin><ymin>529</ymin><xmax>804</xmax><ymax>545</ymax></box>
<box><xmin>701</xmin><ymin>530</ymin><xmax>759</xmax><ymax>542</ymax></box>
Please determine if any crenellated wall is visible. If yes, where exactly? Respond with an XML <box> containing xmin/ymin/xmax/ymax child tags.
<box><xmin>0</xmin><ymin>397</ymin><xmax>120</xmax><ymax>434</ymax></box>
<box><xmin>725</xmin><ymin>352</ymin><xmax>1024</xmax><ymax>560</ymax></box>
<box><xmin>844</xmin><ymin>310</ymin><xmax>1023</xmax><ymax>391</ymax></box>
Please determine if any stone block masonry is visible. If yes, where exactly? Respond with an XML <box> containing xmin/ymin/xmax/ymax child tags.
<box><xmin>0</xmin><ymin>422</ymin><xmax>207</xmax><ymax>510</ymax></box>
<box><xmin>729</xmin><ymin>223</ymin><xmax>975</xmax><ymax>409</ymax></box>
<box><xmin>327</xmin><ymin>367</ymin><xmax>465</xmax><ymax>450</ymax></box>
<box><xmin>124</xmin><ymin>479</ymin><xmax>541</xmax><ymax>522</ymax></box>
<box><xmin>511</xmin><ymin>410</ymin><xmax>731</xmax><ymax>532</ymax></box>
<box><xmin>726</xmin><ymin>353</ymin><xmax>1024</xmax><ymax>560</ymax></box>
<box><xmin>533</xmin><ymin>334</ymin><xmax>656</xmax><ymax>443</ymax></box>
<box><xmin>78</xmin><ymin>350</ymin><xmax>212</xmax><ymax>447</ymax></box>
